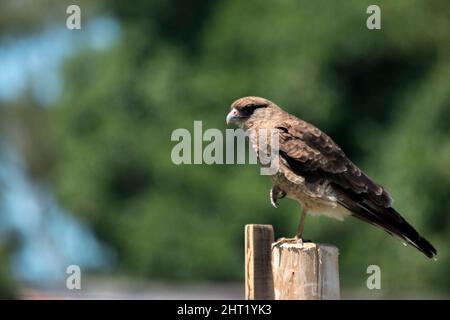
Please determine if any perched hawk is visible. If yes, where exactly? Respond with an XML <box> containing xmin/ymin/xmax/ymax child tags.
<box><xmin>226</xmin><ymin>96</ymin><xmax>436</xmax><ymax>258</ymax></box>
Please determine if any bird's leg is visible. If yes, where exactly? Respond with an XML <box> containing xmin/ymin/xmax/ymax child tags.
<box><xmin>272</xmin><ymin>207</ymin><xmax>308</xmax><ymax>247</ymax></box>
<box><xmin>270</xmin><ymin>185</ymin><xmax>286</xmax><ymax>208</ymax></box>
<box><xmin>296</xmin><ymin>208</ymin><xmax>307</xmax><ymax>238</ymax></box>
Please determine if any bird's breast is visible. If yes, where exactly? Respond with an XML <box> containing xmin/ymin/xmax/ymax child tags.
<box><xmin>271</xmin><ymin>167</ymin><xmax>351</xmax><ymax>221</ymax></box>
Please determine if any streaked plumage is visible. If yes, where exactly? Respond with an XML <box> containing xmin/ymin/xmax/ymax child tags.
<box><xmin>226</xmin><ymin>96</ymin><xmax>436</xmax><ymax>258</ymax></box>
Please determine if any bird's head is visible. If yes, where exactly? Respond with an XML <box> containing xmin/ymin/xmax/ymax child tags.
<box><xmin>226</xmin><ymin>96</ymin><xmax>277</xmax><ymax>128</ymax></box>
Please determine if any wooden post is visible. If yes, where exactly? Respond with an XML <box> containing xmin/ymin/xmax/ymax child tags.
<box><xmin>245</xmin><ymin>224</ymin><xmax>274</xmax><ymax>300</ymax></box>
<box><xmin>245</xmin><ymin>224</ymin><xmax>340</xmax><ymax>300</ymax></box>
<box><xmin>272</xmin><ymin>241</ymin><xmax>340</xmax><ymax>300</ymax></box>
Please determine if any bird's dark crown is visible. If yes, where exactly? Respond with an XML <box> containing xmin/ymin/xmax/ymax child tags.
<box><xmin>231</xmin><ymin>96</ymin><xmax>270</xmax><ymax>110</ymax></box>
<box><xmin>231</xmin><ymin>97</ymin><xmax>272</xmax><ymax>117</ymax></box>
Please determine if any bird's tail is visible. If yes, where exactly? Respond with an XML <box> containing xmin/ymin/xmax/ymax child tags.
<box><xmin>339</xmin><ymin>197</ymin><xmax>437</xmax><ymax>259</ymax></box>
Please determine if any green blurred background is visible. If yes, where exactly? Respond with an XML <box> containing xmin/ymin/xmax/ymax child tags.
<box><xmin>0</xmin><ymin>0</ymin><xmax>449</xmax><ymax>299</ymax></box>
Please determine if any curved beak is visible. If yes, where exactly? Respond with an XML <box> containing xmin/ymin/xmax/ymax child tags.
<box><xmin>226</xmin><ymin>108</ymin><xmax>240</xmax><ymax>125</ymax></box>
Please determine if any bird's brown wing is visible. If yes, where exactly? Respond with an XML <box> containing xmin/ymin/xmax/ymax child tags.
<box><xmin>276</xmin><ymin>118</ymin><xmax>391</xmax><ymax>206</ymax></box>
<box><xmin>275</xmin><ymin>117</ymin><xmax>436</xmax><ymax>258</ymax></box>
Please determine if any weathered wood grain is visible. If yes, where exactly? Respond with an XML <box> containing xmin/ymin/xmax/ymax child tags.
<box><xmin>245</xmin><ymin>224</ymin><xmax>275</xmax><ymax>300</ymax></box>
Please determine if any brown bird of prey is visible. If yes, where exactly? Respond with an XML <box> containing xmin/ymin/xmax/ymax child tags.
<box><xmin>226</xmin><ymin>96</ymin><xmax>437</xmax><ymax>258</ymax></box>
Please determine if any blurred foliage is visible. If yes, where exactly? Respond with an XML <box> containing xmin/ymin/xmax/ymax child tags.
<box><xmin>2</xmin><ymin>0</ymin><xmax>450</xmax><ymax>296</ymax></box>
<box><xmin>0</xmin><ymin>244</ymin><xmax>17</xmax><ymax>299</ymax></box>
<box><xmin>0</xmin><ymin>0</ymin><xmax>100</xmax><ymax>37</ymax></box>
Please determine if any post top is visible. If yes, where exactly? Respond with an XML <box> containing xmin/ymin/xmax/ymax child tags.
<box><xmin>272</xmin><ymin>240</ymin><xmax>339</xmax><ymax>253</ymax></box>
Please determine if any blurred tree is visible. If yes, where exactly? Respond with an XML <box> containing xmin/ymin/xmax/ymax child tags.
<box><xmin>0</xmin><ymin>0</ymin><xmax>101</xmax><ymax>37</ymax></box>
<box><xmin>0</xmin><ymin>229</ymin><xmax>17</xmax><ymax>299</ymax></box>
<box><xmin>3</xmin><ymin>0</ymin><xmax>450</xmax><ymax>296</ymax></box>
<box><xmin>0</xmin><ymin>251</ymin><xmax>16</xmax><ymax>299</ymax></box>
